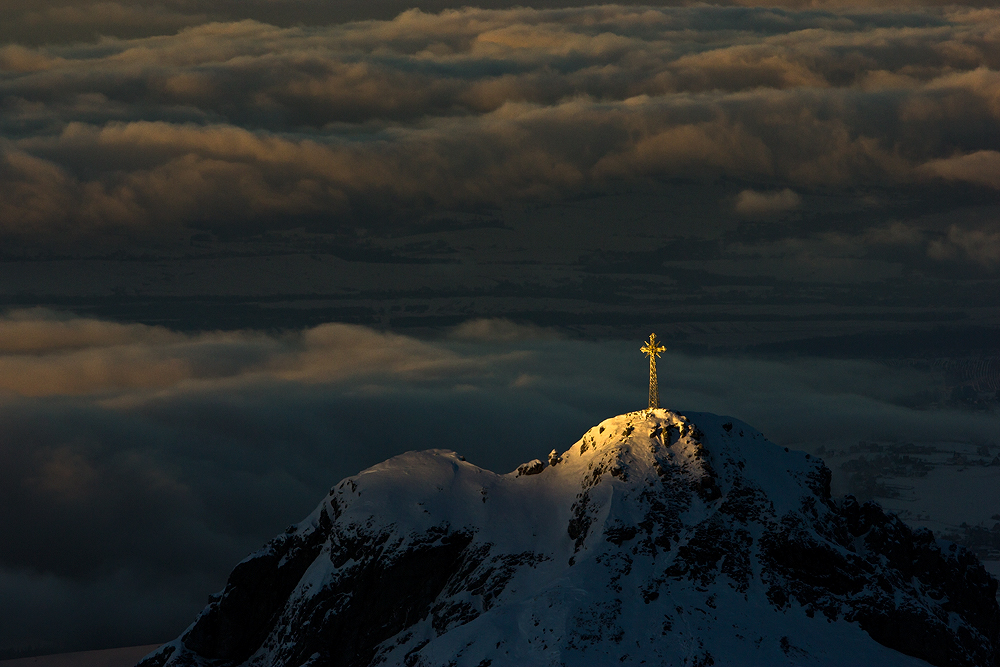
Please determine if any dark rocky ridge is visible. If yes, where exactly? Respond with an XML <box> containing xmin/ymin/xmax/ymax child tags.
<box><xmin>138</xmin><ymin>410</ymin><xmax>1000</xmax><ymax>667</ymax></box>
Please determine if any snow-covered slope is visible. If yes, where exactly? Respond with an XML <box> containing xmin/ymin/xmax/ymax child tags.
<box><xmin>138</xmin><ymin>410</ymin><xmax>1000</xmax><ymax>667</ymax></box>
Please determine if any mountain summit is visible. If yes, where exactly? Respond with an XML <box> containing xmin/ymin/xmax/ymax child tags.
<box><xmin>139</xmin><ymin>410</ymin><xmax>999</xmax><ymax>667</ymax></box>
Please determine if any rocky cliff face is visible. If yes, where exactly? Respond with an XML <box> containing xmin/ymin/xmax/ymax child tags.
<box><xmin>138</xmin><ymin>410</ymin><xmax>1000</xmax><ymax>667</ymax></box>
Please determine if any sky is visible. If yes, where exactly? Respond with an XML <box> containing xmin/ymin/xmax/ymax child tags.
<box><xmin>1</xmin><ymin>0</ymin><xmax>1000</xmax><ymax>658</ymax></box>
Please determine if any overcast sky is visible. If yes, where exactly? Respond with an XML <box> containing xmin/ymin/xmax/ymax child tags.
<box><xmin>2</xmin><ymin>0</ymin><xmax>1000</xmax><ymax>658</ymax></box>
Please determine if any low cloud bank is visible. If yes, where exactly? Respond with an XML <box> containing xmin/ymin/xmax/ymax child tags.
<box><xmin>0</xmin><ymin>5</ymin><xmax>999</xmax><ymax>271</ymax></box>
<box><xmin>0</xmin><ymin>312</ymin><xmax>995</xmax><ymax>655</ymax></box>
<box><xmin>735</xmin><ymin>188</ymin><xmax>801</xmax><ymax>217</ymax></box>
<box><xmin>4</xmin><ymin>1</ymin><xmax>999</xmax><ymax>47</ymax></box>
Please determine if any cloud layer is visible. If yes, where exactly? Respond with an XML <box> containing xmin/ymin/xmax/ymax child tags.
<box><xmin>2</xmin><ymin>2</ymin><xmax>999</xmax><ymax>657</ymax></box>
<box><xmin>0</xmin><ymin>311</ymin><xmax>995</xmax><ymax>656</ymax></box>
<box><xmin>735</xmin><ymin>188</ymin><xmax>802</xmax><ymax>216</ymax></box>
<box><xmin>1</xmin><ymin>4</ymin><xmax>1000</xmax><ymax>269</ymax></box>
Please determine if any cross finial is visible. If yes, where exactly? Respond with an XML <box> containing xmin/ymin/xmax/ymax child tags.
<box><xmin>641</xmin><ymin>333</ymin><xmax>666</xmax><ymax>410</ymax></box>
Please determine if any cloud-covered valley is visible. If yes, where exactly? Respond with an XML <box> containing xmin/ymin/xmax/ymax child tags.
<box><xmin>2</xmin><ymin>2</ymin><xmax>1000</xmax><ymax>657</ymax></box>
<box><xmin>1</xmin><ymin>3</ymin><xmax>1000</xmax><ymax>271</ymax></box>
<box><xmin>0</xmin><ymin>310</ymin><xmax>996</xmax><ymax>656</ymax></box>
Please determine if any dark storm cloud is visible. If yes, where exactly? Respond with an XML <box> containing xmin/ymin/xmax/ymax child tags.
<box><xmin>0</xmin><ymin>312</ymin><xmax>996</xmax><ymax>656</ymax></box>
<box><xmin>1</xmin><ymin>4</ymin><xmax>1000</xmax><ymax>269</ymax></box>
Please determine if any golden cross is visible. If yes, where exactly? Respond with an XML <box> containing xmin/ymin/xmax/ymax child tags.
<box><xmin>640</xmin><ymin>333</ymin><xmax>666</xmax><ymax>410</ymax></box>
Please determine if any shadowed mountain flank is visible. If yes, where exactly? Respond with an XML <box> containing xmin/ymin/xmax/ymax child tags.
<box><xmin>138</xmin><ymin>410</ymin><xmax>1000</xmax><ymax>667</ymax></box>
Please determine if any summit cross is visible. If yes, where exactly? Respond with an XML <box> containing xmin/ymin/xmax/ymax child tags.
<box><xmin>640</xmin><ymin>333</ymin><xmax>667</xmax><ymax>410</ymax></box>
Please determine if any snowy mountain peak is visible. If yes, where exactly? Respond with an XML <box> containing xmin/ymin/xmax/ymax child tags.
<box><xmin>139</xmin><ymin>410</ymin><xmax>999</xmax><ymax>667</ymax></box>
